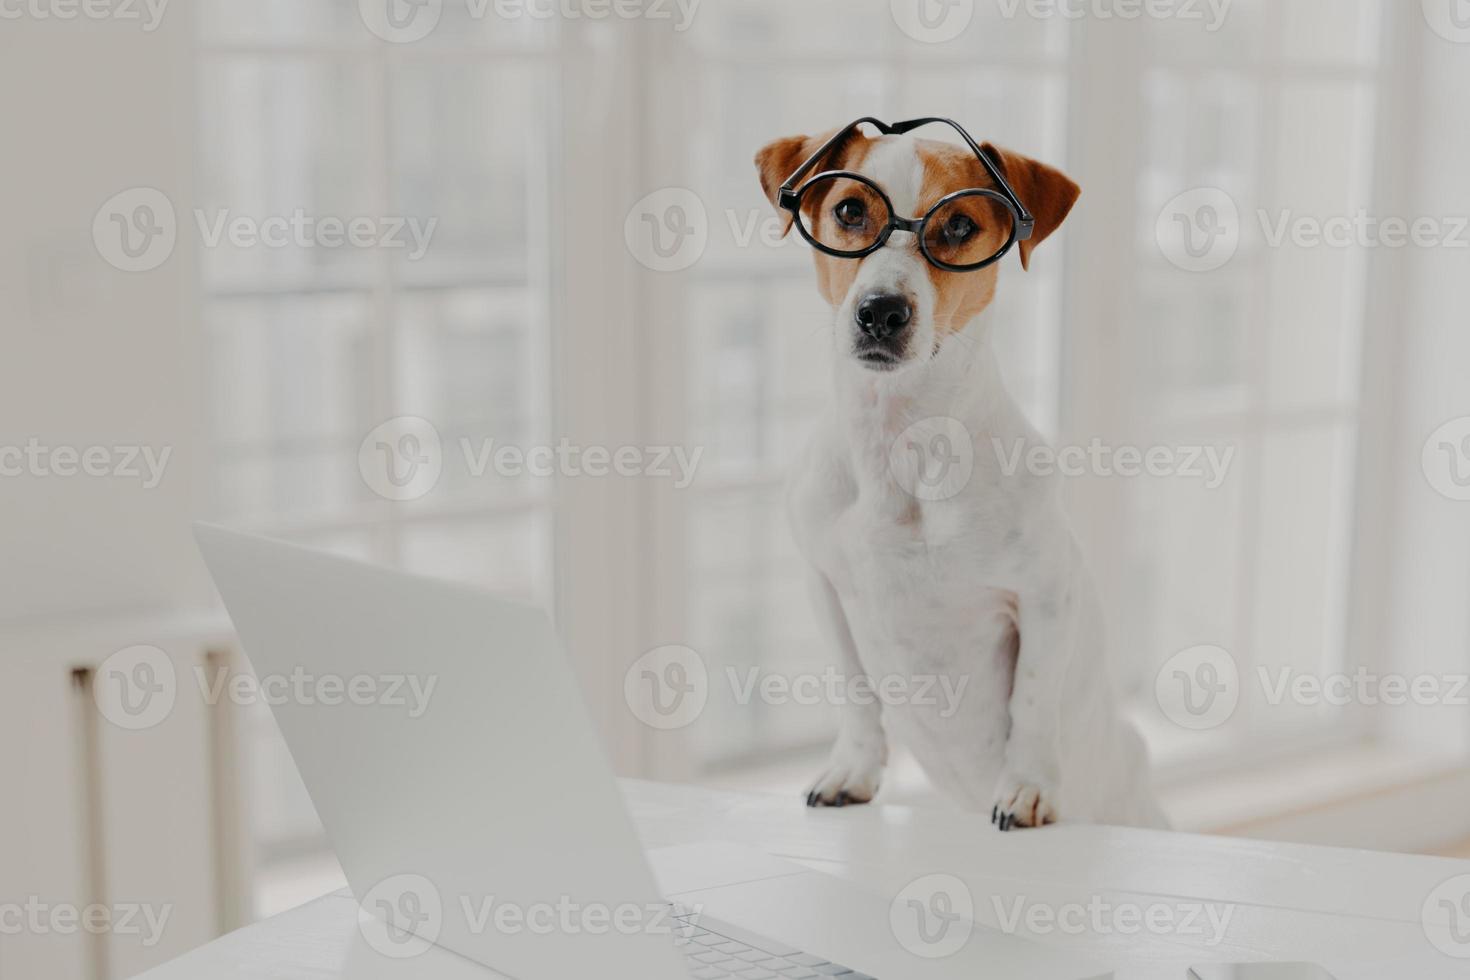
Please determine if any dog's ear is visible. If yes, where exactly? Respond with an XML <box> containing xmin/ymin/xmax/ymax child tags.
<box><xmin>981</xmin><ymin>143</ymin><xmax>1080</xmax><ymax>271</ymax></box>
<box><xmin>754</xmin><ymin>130</ymin><xmax>835</xmax><ymax>237</ymax></box>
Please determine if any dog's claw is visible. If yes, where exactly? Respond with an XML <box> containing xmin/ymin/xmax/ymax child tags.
<box><xmin>991</xmin><ymin>774</ymin><xmax>1058</xmax><ymax>831</ymax></box>
<box><xmin>805</xmin><ymin>750</ymin><xmax>883</xmax><ymax>809</ymax></box>
<box><xmin>808</xmin><ymin>786</ymin><xmax>868</xmax><ymax>808</ymax></box>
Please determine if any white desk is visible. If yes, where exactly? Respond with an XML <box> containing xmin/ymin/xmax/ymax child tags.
<box><xmin>135</xmin><ymin>780</ymin><xmax>1470</xmax><ymax>980</ymax></box>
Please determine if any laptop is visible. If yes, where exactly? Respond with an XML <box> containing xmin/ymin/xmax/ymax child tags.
<box><xmin>194</xmin><ymin>523</ymin><xmax>1111</xmax><ymax>980</ymax></box>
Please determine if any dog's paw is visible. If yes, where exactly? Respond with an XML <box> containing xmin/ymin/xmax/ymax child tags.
<box><xmin>805</xmin><ymin>748</ymin><xmax>883</xmax><ymax>808</ymax></box>
<box><xmin>990</xmin><ymin>774</ymin><xmax>1058</xmax><ymax>831</ymax></box>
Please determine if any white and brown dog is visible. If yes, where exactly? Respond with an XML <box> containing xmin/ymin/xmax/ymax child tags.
<box><xmin>755</xmin><ymin>120</ymin><xmax>1166</xmax><ymax>830</ymax></box>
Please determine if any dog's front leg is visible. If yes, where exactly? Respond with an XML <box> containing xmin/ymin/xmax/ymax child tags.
<box><xmin>992</xmin><ymin>560</ymin><xmax>1078</xmax><ymax>830</ymax></box>
<box><xmin>804</xmin><ymin>569</ymin><xmax>887</xmax><ymax>807</ymax></box>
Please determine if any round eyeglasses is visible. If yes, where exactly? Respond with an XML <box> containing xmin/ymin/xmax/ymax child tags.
<box><xmin>776</xmin><ymin>116</ymin><xmax>1035</xmax><ymax>273</ymax></box>
<box><xmin>786</xmin><ymin>173</ymin><xmax>1023</xmax><ymax>273</ymax></box>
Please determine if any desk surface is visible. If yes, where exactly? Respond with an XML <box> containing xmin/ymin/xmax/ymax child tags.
<box><xmin>136</xmin><ymin>780</ymin><xmax>1470</xmax><ymax>980</ymax></box>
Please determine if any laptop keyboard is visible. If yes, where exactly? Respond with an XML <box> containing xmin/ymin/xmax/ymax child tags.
<box><xmin>671</xmin><ymin>907</ymin><xmax>876</xmax><ymax>979</ymax></box>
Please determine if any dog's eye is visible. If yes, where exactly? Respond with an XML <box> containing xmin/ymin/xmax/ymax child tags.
<box><xmin>942</xmin><ymin>213</ymin><xmax>977</xmax><ymax>245</ymax></box>
<box><xmin>834</xmin><ymin>198</ymin><xmax>867</xmax><ymax>229</ymax></box>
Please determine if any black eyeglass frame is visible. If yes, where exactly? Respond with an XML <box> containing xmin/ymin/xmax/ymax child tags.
<box><xmin>776</xmin><ymin>116</ymin><xmax>1035</xmax><ymax>272</ymax></box>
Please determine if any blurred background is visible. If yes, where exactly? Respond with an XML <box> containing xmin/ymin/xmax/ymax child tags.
<box><xmin>4</xmin><ymin>0</ymin><xmax>1470</xmax><ymax>976</ymax></box>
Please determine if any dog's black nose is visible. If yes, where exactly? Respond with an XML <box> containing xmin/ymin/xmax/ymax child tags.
<box><xmin>855</xmin><ymin>293</ymin><xmax>913</xmax><ymax>341</ymax></box>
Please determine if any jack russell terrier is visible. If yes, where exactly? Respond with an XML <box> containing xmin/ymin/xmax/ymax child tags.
<box><xmin>755</xmin><ymin>117</ymin><xmax>1166</xmax><ymax>830</ymax></box>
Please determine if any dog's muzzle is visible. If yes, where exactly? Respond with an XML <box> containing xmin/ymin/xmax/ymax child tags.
<box><xmin>853</xmin><ymin>291</ymin><xmax>913</xmax><ymax>368</ymax></box>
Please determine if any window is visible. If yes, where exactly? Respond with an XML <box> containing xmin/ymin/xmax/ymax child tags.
<box><xmin>1116</xmin><ymin>0</ymin><xmax>1386</xmax><ymax>767</ymax></box>
<box><xmin>198</xmin><ymin>0</ymin><xmax>1433</xmax><ymax>892</ymax></box>
<box><xmin>198</xmin><ymin>4</ymin><xmax>556</xmax><ymax>601</ymax></box>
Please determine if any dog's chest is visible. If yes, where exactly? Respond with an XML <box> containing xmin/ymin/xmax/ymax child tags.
<box><xmin>791</xmin><ymin>456</ymin><xmax>1019</xmax><ymax>678</ymax></box>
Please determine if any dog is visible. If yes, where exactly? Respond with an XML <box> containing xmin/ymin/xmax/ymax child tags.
<box><xmin>754</xmin><ymin>120</ymin><xmax>1167</xmax><ymax>829</ymax></box>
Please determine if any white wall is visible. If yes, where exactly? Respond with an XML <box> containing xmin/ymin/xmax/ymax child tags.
<box><xmin>0</xmin><ymin>8</ymin><xmax>208</xmax><ymax>623</ymax></box>
<box><xmin>0</xmin><ymin>8</ymin><xmax>226</xmax><ymax>978</ymax></box>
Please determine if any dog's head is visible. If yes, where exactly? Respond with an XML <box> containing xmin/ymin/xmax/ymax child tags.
<box><xmin>755</xmin><ymin>125</ymin><xmax>1079</xmax><ymax>373</ymax></box>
